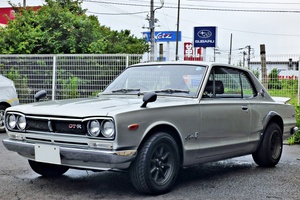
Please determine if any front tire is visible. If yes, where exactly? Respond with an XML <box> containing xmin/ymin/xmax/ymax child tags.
<box><xmin>130</xmin><ymin>132</ymin><xmax>180</xmax><ymax>195</ymax></box>
<box><xmin>252</xmin><ymin>123</ymin><xmax>283</xmax><ymax>167</ymax></box>
<box><xmin>28</xmin><ymin>160</ymin><xmax>69</xmax><ymax>177</ymax></box>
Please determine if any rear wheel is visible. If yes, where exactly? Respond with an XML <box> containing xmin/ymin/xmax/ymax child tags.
<box><xmin>252</xmin><ymin>123</ymin><xmax>283</xmax><ymax>167</ymax></box>
<box><xmin>0</xmin><ymin>105</ymin><xmax>8</xmax><ymax>133</ymax></box>
<box><xmin>130</xmin><ymin>132</ymin><xmax>180</xmax><ymax>195</ymax></box>
<box><xmin>28</xmin><ymin>160</ymin><xmax>69</xmax><ymax>177</ymax></box>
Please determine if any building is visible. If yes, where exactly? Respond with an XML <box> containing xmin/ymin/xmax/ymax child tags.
<box><xmin>0</xmin><ymin>6</ymin><xmax>40</xmax><ymax>27</ymax></box>
<box><xmin>249</xmin><ymin>58</ymin><xmax>299</xmax><ymax>79</ymax></box>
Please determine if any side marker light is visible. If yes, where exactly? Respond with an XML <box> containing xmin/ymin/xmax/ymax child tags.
<box><xmin>128</xmin><ymin>124</ymin><xmax>139</xmax><ymax>130</ymax></box>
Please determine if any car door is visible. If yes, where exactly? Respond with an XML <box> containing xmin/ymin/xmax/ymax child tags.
<box><xmin>197</xmin><ymin>66</ymin><xmax>257</xmax><ymax>162</ymax></box>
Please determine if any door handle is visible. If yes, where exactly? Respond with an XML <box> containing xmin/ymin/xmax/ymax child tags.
<box><xmin>241</xmin><ymin>106</ymin><xmax>248</xmax><ymax>111</ymax></box>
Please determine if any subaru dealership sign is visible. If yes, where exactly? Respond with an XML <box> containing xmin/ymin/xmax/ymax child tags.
<box><xmin>194</xmin><ymin>26</ymin><xmax>217</xmax><ymax>48</ymax></box>
<box><xmin>143</xmin><ymin>31</ymin><xmax>181</xmax><ymax>42</ymax></box>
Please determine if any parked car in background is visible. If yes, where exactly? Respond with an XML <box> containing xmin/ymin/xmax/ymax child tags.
<box><xmin>0</xmin><ymin>74</ymin><xmax>19</xmax><ymax>132</ymax></box>
<box><xmin>2</xmin><ymin>61</ymin><xmax>298</xmax><ymax>194</ymax></box>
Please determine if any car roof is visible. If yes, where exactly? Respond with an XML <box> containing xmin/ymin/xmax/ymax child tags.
<box><xmin>130</xmin><ymin>61</ymin><xmax>251</xmax><ymax>72</ymax></box>
<box><xmin>131</xmin><ymin>61</ymin><xmax>212</xmax><ymax>67</ymax></box>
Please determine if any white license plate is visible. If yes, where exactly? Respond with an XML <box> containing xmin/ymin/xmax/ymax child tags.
<box><xmin>35</xmin><ymin>144</ymin><xmax>61</xmax><ymax>164</ymax></box>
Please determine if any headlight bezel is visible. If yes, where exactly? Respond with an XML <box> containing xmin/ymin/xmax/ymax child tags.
<box><xmin>87</xmin><ymin>120</ymin><xmax>101</xmax><ymax>137</ymax></box>
<box><xmin>17</xmin><ymin>115</ymin><xmax>26</xmax><ymax>130</ymax></box>
<box><xmin>101</xmin><ymin>119</ymin><xmax>115</xmax><ymax>138</ymax></box>
<box><xmin>7</xmin><ymin>114</ymin><xmax>17</xmax><ymax>129</ymax></box>
<box><xmin>86</xmin><ymin>118</ymin><xmax>116</xmax><ymax>139</ymax></box>
<box><xmin>5</xmin><ymin>112</ymin><xmax>26</xmax><ymax>131</ymax></box>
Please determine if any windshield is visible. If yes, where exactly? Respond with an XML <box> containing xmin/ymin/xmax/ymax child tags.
<box><xmin>102</xmin><ymin>64</ymin><xmax>206</xmax><ymax>97</ymax></box>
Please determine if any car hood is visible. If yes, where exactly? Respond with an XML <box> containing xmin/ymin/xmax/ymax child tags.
<box><xmin>7</xmin><ymin>94</ymin><xmax>197</xmax><ymax>118</ymax></box>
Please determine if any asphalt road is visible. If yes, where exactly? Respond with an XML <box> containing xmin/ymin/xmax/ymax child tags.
<box><xmin>1</xmin><ymin>133</ymin><xmax>300</xmax><ymax>200</ymax></box>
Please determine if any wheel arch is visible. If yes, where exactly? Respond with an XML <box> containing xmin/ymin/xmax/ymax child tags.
<box><xmin>262</xmin><ymin>111</ymin><xmax>283</xmax><ymax>135</ymax></box>
<box><xmin>253</xmin><ymin>112</ymin><xmax>284</xmax><ymax>164</ymax></box>
<box><xmin>138</xmin><ymin>124</ymin><xmax>184</xmax><ymax>166</ymax></box>
<box><xmin>0</xmin><ymin>101</ymin><xmax>11</xmax><ymax>109</ymax></box>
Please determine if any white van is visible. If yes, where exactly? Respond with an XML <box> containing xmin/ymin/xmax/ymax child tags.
<box><xmin>0</xmin><ymin>75</ymin><xmax>19</xmax><ymax>132</ymax></box>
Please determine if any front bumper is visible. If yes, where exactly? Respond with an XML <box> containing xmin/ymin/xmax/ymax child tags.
<box><xmin>2</xmin><ymin>138</ymin><xmax>136</xmax><ymax>170</ymax></box>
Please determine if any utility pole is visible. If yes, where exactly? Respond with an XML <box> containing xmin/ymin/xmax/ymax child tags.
<box><xmin>242</xmin><ymin>51</ymin><xmax>246</xmax><ymax>67</ymax></box>
<box><xmin>260</xmin><ymin>44</ymin><xmax>268</xmax><ymax>89</ymax></box>
<box><xmin>175</xmin><ymin>0</ymin><xmax>181</xmax><ymax>61</ymax></box>
<box><xmin>213</xmin><ymin>47</ymin><xmax>220</xmax><ymax>62</ymax></box>
<box><xmin>148</xmin><ymin>0</ymin><xmax>164</xmax><ymax>62</ymax></box>
<box><xmin>228</xmin><ymin>33</ymin><xmax>232</xmax><ymax>64</ymax></box>
<box><xmin>23</xmin><ymin>0</ymin><xmax>26</xmax><ymax>7</ymax></box>
<box><xmin>150</xmin><ymin>0</ymin><xmax>155</xmax><ymax>62</ymax></box>
<box><xmin>247</xmin><ymin>45</ymin><xmax>251</xmax><ymax>69</ymax></box>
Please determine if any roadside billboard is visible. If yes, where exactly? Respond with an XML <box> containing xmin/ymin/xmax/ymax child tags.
<box><xmin>143</xmin><ymin>31</ymin><xmax>182</xmax><ymax>42</ymax></box>
<box><xmin>184</xmin><ymin>42</ymin><xmax>203</xmax><ymax>61</ymax></box>
<box><xmin>193</xmin><ymin>26</ymin><xmax>217</xmax><ymax>48</ymax></box>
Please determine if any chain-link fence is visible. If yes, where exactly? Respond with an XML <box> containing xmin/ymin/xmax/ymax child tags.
<box><xmin>0</xmin><ymin>54</ymin><xmax>143</xmax><ymax>104</ymax></box>
<box><xmin>0</xmin><ymin>54</ymin><xmax>299</xmax><ymax>106</ymax></box>
<box><xmin>248</xmin><ymin>54</ymin><xmax>299</xmax><ymax>106</ymax></box>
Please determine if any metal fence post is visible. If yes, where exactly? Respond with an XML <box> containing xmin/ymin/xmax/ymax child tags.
<box><xmin>298</xmin><ymin>57</ymin><xmax>300</xmax><ymax>106</ymax></box>
<box><xmin>126</xmin><ymin>55</ymin><xmax>129</xmax><ymax>68</ymax></box>
<box><xmin>52</xmin><ymin>55</ymin><xmax>57</xmax><ymax>100</ymax></box>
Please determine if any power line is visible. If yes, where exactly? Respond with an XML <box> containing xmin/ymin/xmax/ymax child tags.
<box><xmin>83</xmin><ymin>0</ymin><xmax>300</xmax><ymax>38</ymax></box>
<box><xmin>186</xmin><ymin>0</ymin><xmax>300</xmax><ymax>5</ymax></box>
<box><xmin>83</xmin><ymin>0</ymin><xmax>300</xmax><ymax>13</ymax></box>
<box><xmin>157</xmin><ymin>12</ymin><xmax>300</xmax><ymax>37</ymax></box>
<box><xmin>87</xmin><ymin>11</ymin><xmax>148</xmax><ymax>15</ymax></box>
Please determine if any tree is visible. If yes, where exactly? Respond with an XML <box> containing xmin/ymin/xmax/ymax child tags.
<box><xmin>0</xmin><ymin>0</ymin><xmax>148</xmax><ymax>54</ymax></box>
<box><xmin>101</xmin><ymin>28</ymin><xmax>149</xmax><ymax>54</ymax></box>
<box><xmin>268</xmin><ymin>68</ymin><xmax>282</xmax><ymax>89</ymax></box>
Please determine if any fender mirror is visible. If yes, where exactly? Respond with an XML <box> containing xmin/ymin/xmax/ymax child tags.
<box><xmin>34</xmin><ymin>90</ymin><xmax>47</xmax><ymax>102</ymax></box>
<box><xmin>141</xmin><ymin>92</ymin><xmax>157</xmax><ymax>108</ymax></box>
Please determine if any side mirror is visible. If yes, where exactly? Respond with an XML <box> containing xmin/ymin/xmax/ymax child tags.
<box><xmin>34</xmin><ymin>90</ymin><xmax>47</xmax><ymax>102</ymax></box>
<box><xmin>141</xmin><ymin>92</ymin><xmax>157</xmax><ymax>108</ymax></box>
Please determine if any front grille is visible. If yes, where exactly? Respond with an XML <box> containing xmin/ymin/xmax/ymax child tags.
<box><xmin>27</xmin><ymin>118</ymin><xmax>49</xmax><ymax>132</ymax></box>
<box><xmin>53</xmin><ymin>121</ymin><xmax>87</xmax><ymax>135</ymax></box>
<box><xmin>26</xmin><ymin>118</ymin><xmax>87</xmax><ymax>136</ymax></box>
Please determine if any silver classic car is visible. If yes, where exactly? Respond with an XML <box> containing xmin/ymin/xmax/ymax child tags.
<box><xmin>2</xmin><ymin>62</ymin><xmax>298</xmax><ymax>194</ymax></box>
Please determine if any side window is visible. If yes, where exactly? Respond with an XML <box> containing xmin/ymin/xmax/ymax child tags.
<box><xmin>203</xmin><ymin>67</ymin><xmax>256</xmax><ymax>98</ymax></box>
<box><xmin>240</xmin><ymin>72</ymin><xmax>256</xmax><ymax>98</ymax></box>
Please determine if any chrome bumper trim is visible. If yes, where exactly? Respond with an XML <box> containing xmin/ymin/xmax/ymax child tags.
<box><xmin>2</xmin><ymin>139</ymin><xmax>136</xmax><ymax>164</ymax></box>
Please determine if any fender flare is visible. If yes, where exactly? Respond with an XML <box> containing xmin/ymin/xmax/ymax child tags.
<box><xmin>259</xmin><ymin>111</ymin><xmax>283</xmax><ymax>144</ymax></box>
<box><xmin>139</xmin><ymin>121</ymin><xmax>184</xmax><ymax>164</ymax></box>
<box><xmin>262</xmin><ymin>111</ymin><xmax>283</xmax><ymax>133</ymax></box>
<box><xmin>254</xmin><ymin>111</ymin><xmax>283</xmax><ymax>151</ymax></box>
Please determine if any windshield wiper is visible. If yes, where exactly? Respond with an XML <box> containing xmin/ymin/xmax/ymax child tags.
<box><xmin>154</xmin><ymin>89</ymin><xmax>190</xmax><ymax>94</ymax></box>
<box><xmin>111</xmin><ymin>88</ymin><xmax>141</xmax><ymax>93</ymax></box>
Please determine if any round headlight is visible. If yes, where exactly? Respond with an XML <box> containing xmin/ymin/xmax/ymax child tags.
<box><xmin>17</xmin><ymin>115</ymin><xmax>26</xmax><ymax>130</ymax></box>
<box><xmin>7</xmin><ymin>114</ymin><xmax>16</xmax><ymax>129</ymax></box>
<box><xmin>101</xmin><ymin>120</ymin><xmax>115</xmax><ymax>138</ymax></box>
<box><xmin>88</xmin><ymin>120</ymin><xmax>101</xmax><ymax>137</ymax></box>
